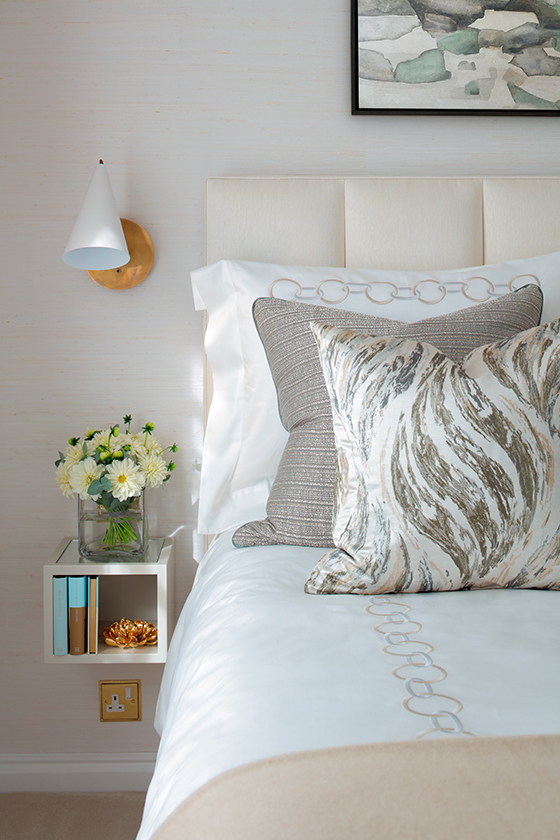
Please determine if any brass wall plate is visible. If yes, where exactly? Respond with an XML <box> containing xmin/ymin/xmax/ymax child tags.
<box><xmin>87</xmin><ymin>219</ymin><xmax>154</xmax><ymax>290</ymax></box>
<box><xmin>99</xmin><ymin>679</ymin><xmax>142</xmax><ymax>722</ymax></box>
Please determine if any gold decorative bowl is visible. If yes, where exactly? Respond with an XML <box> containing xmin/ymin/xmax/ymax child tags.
<box><xmin>103</xmin><ymin>618</ymin><xmax>158</xmax><ymax>648</ymax></box>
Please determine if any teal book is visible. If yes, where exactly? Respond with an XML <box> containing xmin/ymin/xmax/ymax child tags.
<box><xmin>52</xmin><ymin>576</ymin><xmax>68</xmax><ymax>656</ymax></box>
<box><xmin>68</xmin><ymin>575</ymin><xmax>87</xmax><ymax>655</ymax></box>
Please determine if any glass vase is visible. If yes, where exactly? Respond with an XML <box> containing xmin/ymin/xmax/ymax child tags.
<box><xmin>78</xmin><ymin>493</ymin><xmax>147</xmax><ymax>560</ymax></box>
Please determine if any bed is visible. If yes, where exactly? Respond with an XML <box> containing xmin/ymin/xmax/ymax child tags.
<box><xmin>138</xmin><ymin>178</ymin><xmax>560</xmax><ymax>840</ymax></box>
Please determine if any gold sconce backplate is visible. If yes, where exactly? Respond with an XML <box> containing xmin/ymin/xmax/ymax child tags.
<box><xmin>87</xmin><ymin>218</ymin><xmax>154</xmax><ymax>290</ymax></box>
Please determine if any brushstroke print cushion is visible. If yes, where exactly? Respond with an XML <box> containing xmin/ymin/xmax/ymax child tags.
<box><xmin>233</xmin><ymin>286</ymin><xmax>543</xmax><ymax>548</ymax></box>
<box><xmin>305</xmin><ymin>319</ymin><xmax>560</xmax><ymax>595</ymax></box>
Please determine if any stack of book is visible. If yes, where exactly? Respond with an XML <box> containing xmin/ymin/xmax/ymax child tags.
<box><xmin>52</xmin><ymin>576</ymin><xmax>99</xmax><ymax>656</ymax></box>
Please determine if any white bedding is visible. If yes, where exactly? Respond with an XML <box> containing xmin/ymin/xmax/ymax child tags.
<box><xmin>138</xmin><ymin>530</ymin><xmax>560</xmax><ymax>840</ymax></box>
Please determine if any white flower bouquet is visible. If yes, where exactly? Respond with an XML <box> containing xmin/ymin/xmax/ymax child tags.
<box><xmin>55</xmin><ymin>415</ymin><xmax>177</xmax><ymax>552</ymax></box>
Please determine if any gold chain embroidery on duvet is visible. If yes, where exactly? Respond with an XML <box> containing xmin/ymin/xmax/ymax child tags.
<box><xmin>366</xmin><ymin>596</ymin><xmax>476</xmax><ymax>740</ymax></box>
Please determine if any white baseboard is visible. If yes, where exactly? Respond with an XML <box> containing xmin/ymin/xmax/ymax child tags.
<box><xmin>0</xmin><ymin>753</ymin><xmax>157</xmax><ymax>792</ymax></box>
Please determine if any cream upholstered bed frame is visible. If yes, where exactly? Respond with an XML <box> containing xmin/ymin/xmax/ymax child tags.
<box><xmin>203</xmin><ymin>176</ymin><xmax>560</xmax><ymax>415</ymax></box>
<box><xmin>153</xmin><ymin>177</ymin><xmax>560</xmax><ymax>840</ymax></box>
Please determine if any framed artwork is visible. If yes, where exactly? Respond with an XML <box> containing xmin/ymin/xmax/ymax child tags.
<box><xmin>351</xmin><ymin>0</ymin><xmax>560</xmax><ymax>115</ymax></box>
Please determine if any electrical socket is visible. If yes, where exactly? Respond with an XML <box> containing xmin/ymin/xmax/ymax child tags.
<box><xmin>99</xmin><ymin>680</ymin><xmax>141</xmax><ymax>722</ymax></box>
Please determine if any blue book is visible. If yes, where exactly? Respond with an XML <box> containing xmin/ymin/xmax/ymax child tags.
<box><xmin>52</xmin><ymin>576</ymin><xmax>68</xmax><ymax>656</ymax></box>
<box><xmin>68</xmin><ymin>576</ymin><xmax>88</xmax><ymax>655</ymax></box>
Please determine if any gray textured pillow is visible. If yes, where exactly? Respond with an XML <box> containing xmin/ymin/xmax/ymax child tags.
<box><xmin>232</xmin><ymin>285</ymin><xmax>543</xmax><ymax>548</ymax></box>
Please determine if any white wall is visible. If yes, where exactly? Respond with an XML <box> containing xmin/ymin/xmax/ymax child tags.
<box><xmin>2</xmin><ymin>0</ymin><xmax>559</xmax><ymax>760</ymax></box>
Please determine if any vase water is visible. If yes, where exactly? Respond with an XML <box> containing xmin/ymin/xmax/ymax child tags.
<box><xmin>78</xmin><ymin>492</ymin><xmax>147</xmax><ymax>560</ymax></box>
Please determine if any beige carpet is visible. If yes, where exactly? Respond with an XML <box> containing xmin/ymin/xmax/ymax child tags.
<box><xmin>0</xmin><ymin>792</ymin><xmax>146</xmax><ymax>840</ymax></box>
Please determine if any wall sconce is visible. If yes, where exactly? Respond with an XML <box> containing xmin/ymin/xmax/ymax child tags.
<box><xmin>62</xmin><ymin>160</ymin><xmax>154</xmax><ymax>290</ymax></box>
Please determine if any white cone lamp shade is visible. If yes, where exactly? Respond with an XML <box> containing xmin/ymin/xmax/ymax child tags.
<box><xmin>62</xmin><ymin>160</ymin><xmax>130</xmax><ymax>270</ymax></box>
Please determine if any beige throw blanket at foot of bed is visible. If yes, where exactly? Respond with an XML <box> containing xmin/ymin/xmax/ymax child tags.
<box><xmin>152</xmin><ymin>734</ymin><xmax>560</xmax><ymax>840</ymax></box>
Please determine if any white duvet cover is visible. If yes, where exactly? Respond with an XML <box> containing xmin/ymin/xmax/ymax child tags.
<box><xmin>137</xmin><ymin>529</ymin><xmax>560</xmax><ymax>840</ymax></box>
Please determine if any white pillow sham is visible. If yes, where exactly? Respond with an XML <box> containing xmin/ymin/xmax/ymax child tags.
<box><xmin>191</xmin><ymin>255</ymin><xmax>560</xmax><ymax>535</ymax></box>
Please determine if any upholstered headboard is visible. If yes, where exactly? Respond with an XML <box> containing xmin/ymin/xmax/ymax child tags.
<box><xmin>202</xmin><ymin>177</ymin><xmax>560</xmax><ymax>414</ymax></box>
<box><xmin>205</xmin><ymin>177</ymin><xmax>560</xmax><ymax>270</ymax></box>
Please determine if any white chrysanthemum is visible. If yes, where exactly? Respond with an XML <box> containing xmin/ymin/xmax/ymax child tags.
<box><xmin>105</xmin><ymin>457</ymin><xmax>146</xmax><ymax>502</ymax></box>
<box><xmin>125</xmin><ymin>433</ymin><xmax>148</xmax><ymax>459</ymax></box>
<box><xmin>145</xmin><ymin>435</ymin><xmax>161</xmax><ymax>454</ymax></box>
<box><xmin>84</xmin><ymin>436</ymin><xmax>99</xmax><ymax>455</ymax></box>
<box><xmin>139</xmin><ymin>453</ymin><xmax>167</xmax><ymax>488</ymax></box>
<box><xmin>56</xmin><ymin>461</ymin><xmax>75</xmax><ymax>498</ymax></box>
<box><xmin>92</xmin><ymin>428</ymin><xmax>127</xmax><ymax>453</ymax></box>
<box><xmin>63</xmin><ymin>443</ymin><xmax>87</xmax><ymax>464</ymax></box>
<box><xmin>69</xmin><ymin>457</ymin><xmax>104</xmax><ymax>500</ymax></box>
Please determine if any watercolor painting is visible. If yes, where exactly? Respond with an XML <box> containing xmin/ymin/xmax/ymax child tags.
<box><xmin>352</xmin><ymin>0</ymin><xmax>560</xmax><ymax>114</ymax></box>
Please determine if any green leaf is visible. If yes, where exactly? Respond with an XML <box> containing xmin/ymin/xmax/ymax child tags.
<box><xmin>99</xmin><ymin>490</ymin><xmax>114</xmax><ymax>510</ymax></box>
<box><xmin>88</xmin><ymin>479</ymin><xmax>102</xmax><ymax>495</ymax></box>
<box><xmin>82</xmin><ymin>442</ymin><xmax>88</xmax><ymax>456</ymax></box>
<box><xmin>100</xmin><ymin>476</ymin><xmax>112</xmax><ymax>491</ymax></box>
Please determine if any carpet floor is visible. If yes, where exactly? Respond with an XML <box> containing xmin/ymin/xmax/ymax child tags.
<box><xmin>0</xmin><ymin>792</ymin><xmax>146</xmax><ymax>840</ymax></box>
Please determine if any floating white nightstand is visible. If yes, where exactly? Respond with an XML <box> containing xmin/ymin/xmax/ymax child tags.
<box><xmin>44</xmin><ymin>537</ymin><xmax>174</xmax><ymax>664</ymax></box>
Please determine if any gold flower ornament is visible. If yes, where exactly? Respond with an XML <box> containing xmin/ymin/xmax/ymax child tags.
<box><xmin>103</xmin><ymin>618</ymin><xmax>158</xmax><ymax>648</ymax></box>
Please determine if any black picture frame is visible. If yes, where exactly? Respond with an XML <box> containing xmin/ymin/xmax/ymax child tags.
<box><xmin>351</xmin><ymin>0</ymin><xmax>560</xmax><ymax>116</ymax></box>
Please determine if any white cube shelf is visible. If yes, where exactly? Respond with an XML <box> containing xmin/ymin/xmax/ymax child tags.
<box><xmin>44</xmin><ymin>537</ymin><xmax>174</xmax><ymax>664</ymax></box>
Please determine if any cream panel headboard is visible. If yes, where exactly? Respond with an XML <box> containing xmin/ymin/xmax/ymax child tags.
<box><xmin>205</xmin><ymin>178</ymin><xmax>346</xmax><ymax>267</ymax></box>
<box><xmin>203</xmin><ymin>176</ymin><xmax>560</xmax><ymax>424</ymax></box>
<box><xmin>344</xmin><ymin>178</ymin><xmax>484</xmax><ymax>271</ymax></box>
<box><xmin>205</xmin><ymin>177</ymin><xmax>560</xmax><ymax>269</ymax></box>
<box><xmin>483</xmin><ymin>179</ymin><xmax>560</xmax><ymax>263</ymax></box>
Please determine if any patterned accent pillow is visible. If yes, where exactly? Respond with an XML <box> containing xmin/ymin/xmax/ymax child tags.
<box><xmin>233</xmin><ymin>286</ymin><xmax>543</xmax><ymax>548</ymax></box>
<box><xmin>305</xmin><ymin>318</ymin><xmax>560</xmax><ymax>594</ymax></box>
